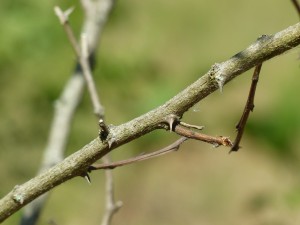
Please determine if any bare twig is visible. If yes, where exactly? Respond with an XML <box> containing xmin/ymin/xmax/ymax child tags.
<box><xmin>174</xmin><ymin>124</ymin><xmax>232</xmax><ymax>147</ymax></box>
<box><xmin>100</xmin><ymin>155</ymin><xmax>123</xmax><ymax>225</ymax></box>
<box><xmin>89</xmin><ymin>137</ymin><xmax>188</xmax><ymax>170</ymax></box>
<box><xmin>54</xmin><ymin>6</ymin><xmax>105</xmax><ymax>118</ymax></box>
<box><xmin>98</xmin><ymin>139</ymin><xmax>187</xmax><ymax>225</ymax></box>
<box><xmin>291</xmin><ymin>0</ymin><xmax>300</xmax><ymax>18</ymax></box>
<box><xmin>231</xmin><ymin>64</ymin><xmax>263</xmax><ymax>152</ymax></box>
<box><xmin>1</xmin><ymin>22</ymin><xmax>300</xmax><ymax>222</ymax></box>
<box><xmin>179</xmin><ymin>121</ymin><xmax>204</xmax><ymax>130</ymax></box>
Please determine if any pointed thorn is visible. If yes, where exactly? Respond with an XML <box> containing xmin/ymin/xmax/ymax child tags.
<box><xmin>165</xmin><ymin>114</ymin><xmax>180</xmax><ymax>132</ymax></box>
<box><xmin>108</xmin><ymin>138</ymin><xmax>115</xmax><ymax>149</ymax></box>
<box><xmin>82</xmin><ymin>172</ymin><xmax>91</xmax><ymax>184</ymax></box>
<box><xmin>168</xmin><ymin>117</ymin><xmax>175</xmax><ymax>132</ymax></box>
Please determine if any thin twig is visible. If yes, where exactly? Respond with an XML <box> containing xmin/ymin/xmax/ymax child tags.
<box><xmin>54</xmin><ymin>6</ymin><xmax>105</xmax><ymax>118</ymax></box>
<box><xmin>179</xmin><ymin>121</ymin><xmax>204</xmax><ymax>130</ymax></box>
<box><xmin>100</xmin><ymin>155</ymin><xmax>123</xmax><ymax>225</ymax></box>
<box><xmin>89</xmin><ymin>137</ymin><xmax>188</xmax><ymax>170</ymax></box>
<box><xmin>54</xmin><ymin>7</ymin><xmax>80</xmax><ymax>56</ymax></box>
<box><xmin>55</xmin><ymin>3</ymin><xmax>118</xmax><ymax>225</ymax></box>
<box><xmin>21</xmin><ymin>4</ymin><xmax>107</xmax><ymax>225</ymax></box>
<box><xmin>77</xmin><ymin>2</ymin><xmax>119</xmax><ymax>224</ymax></box>
<box><xmin>174</xmin><ymin>124</ymin><xmax>232</xmax><ymax>147</ymax></box>
<box><xmin>231</xmin><ymin>63</ymin><xmax>263</xmax><ymax>152</ymax></box>
<box><xmin>291</xmin><ymin>0</ymin><xmax>300</xmax><ymax>18</ymax></box>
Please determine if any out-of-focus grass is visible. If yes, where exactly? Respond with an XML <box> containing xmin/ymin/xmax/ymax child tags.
<box><xmin>1</xmin><ymin>0</ymin><xmax>300</xmax><ymax>224</ymax></box>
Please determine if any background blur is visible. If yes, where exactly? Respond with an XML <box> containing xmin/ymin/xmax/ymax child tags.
<box><xmin>1</xmin><ymin>0</ymin><xmax>300</xmax><ymax>224</ymax></box>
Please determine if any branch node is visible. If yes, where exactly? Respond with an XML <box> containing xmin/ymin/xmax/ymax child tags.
<box><xmin>12</xmin><ymin>186</ymin><xmax>25</xmax><ymax>205</ymax></box>
<box><xmin>209</xmin><ymin>63</ymin><xmax>226</xmax><ymax>92</ymax></box>
<box><xmin>257</xmin><ymin>34</ymin><xmax>272</xmax><ymax>42</ymax></box>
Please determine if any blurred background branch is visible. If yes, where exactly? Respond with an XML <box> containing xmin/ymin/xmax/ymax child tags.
<box><xmin>20</xmin><ymin>1</ymin><xmax>114</xmax><ymax>225</ymax></box>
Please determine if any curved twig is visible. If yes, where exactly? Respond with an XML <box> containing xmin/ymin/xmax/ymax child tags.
<box><xmin>89</xmin><ymin>137</ymin><xmax>188</xmax><ymax>170</ymax></box>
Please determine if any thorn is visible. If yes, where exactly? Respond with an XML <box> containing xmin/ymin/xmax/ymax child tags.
<box><xmin>165</xmin><ymin>114</ymin><xmax>180</xmax><ymax>132</ymax></box>
<box><xmin>81</xmin><ymin>172</ymin><xmax>91</xmax><ymax>184</ymax></box>
<box><xmin>108</xmin><ymin>137</ymin><xmax>116</xmax><ymax>149</ymax></box>
<box><xmin>99</xmin><ymin>119</ymin><xmax>110</xmax><ymax>142</ymax></box>
<box><xmin>216</xmin><ymin>74</ymin><xmax>225</xmax><ymax>93</ymax></box>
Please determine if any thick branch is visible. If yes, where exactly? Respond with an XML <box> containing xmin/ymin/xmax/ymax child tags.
<box><xmin>1</xmin><ymin>22</ymin><xmax>300</xmax><ymax>222</ymax></box>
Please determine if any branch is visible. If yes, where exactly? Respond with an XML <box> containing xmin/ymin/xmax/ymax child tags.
<box><xmin>100</xmin><ymin>155</ymin><xmax>123</xmax><ymax>225</ymax></box>
<box><xmin>1</xmin><ymin>22</ymin><xmax>300</xmax><ymax>222</ymax></box>
<box><xmin>54</xmin><ymin>6</ymin><xmax>105</xmax><ymax>118</ymax></box>
<box><xmin>174</xmin><ymin>124</ymin><xmax>232</xmax><ymax>147</ymax></box>
<box><xmin>89</xmin><ymin>137</ymin><xmax>188</xmax><ymax>170</ymax></box>
<box><xmin>231</xmin><ymin>64</ymin><xmax>262</xmax><ymax>152</ymax></box>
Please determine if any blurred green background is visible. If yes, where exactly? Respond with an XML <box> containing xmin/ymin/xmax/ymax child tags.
<box><xmin>1</xmin><ymin>0</ymin><xmax>300</xmax><ymax>224</ymax></box>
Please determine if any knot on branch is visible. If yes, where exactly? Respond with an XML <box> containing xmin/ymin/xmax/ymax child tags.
<box><xmin>209</xmin><ymin>62</ymin><xmax>227</xmax><ymax>92</ymax></box>
<box><xmin>12</xmin><ymin>185</ymin><xmax>25</xmax><ymax>205</ymax></box>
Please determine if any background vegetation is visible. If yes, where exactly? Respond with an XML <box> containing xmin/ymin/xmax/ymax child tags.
<box><xmin>1</xmin><ymin>0</ymin><xmax>300</xmax><ymax>224</ymax></box>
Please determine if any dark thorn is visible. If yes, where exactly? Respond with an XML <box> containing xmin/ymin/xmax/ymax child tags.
<box><xmin>99</xmin><ymin>119</ymin><xmax>110</xmax><ymax>141</ymax></box>
<box><xmin>81</xmin><ymin>172</ymin><xmax>91</xmax><ymax>184</ymax></box>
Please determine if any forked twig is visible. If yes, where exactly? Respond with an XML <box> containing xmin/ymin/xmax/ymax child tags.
<box><xmin>89</xmin><ymin>137</ymin><xmax>188</xmax><ymax>170</ymax></box>
<box><xmin>231</xmin><ymin>63</ymin><xmax>263</xmax><ymax>152</ymax></box>
<box><xmin>54</xmin><ymin>6</ymin><xmax>105</xmax><ymax>119</ymax></box>
<box><xmin>100</xmin><ymin>155</ymin><xmax>123</xmax><ymax>225</ymax></box>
